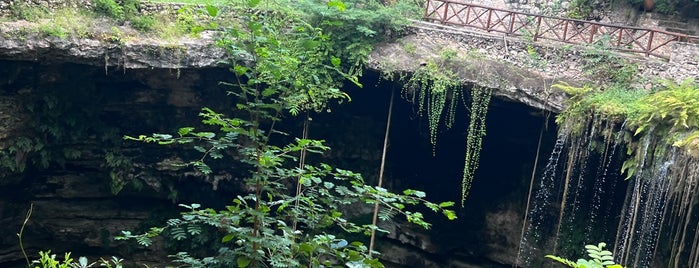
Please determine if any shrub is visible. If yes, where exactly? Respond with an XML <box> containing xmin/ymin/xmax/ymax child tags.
<box><xmin>93</xmin><ymin>0</ymin><xmax>125</xmax><ymax>20</ymax></box>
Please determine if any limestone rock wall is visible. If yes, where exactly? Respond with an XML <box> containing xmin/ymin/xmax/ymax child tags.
<box><xmin>0</xmin><ymin>0</ymin><xmax>91</xmax><ymax>15</ymax></box>
<box><xmin>369</xmin><ymin>21</ymin><xmax>699</xmax><ymax>113</ymax></box>
<box><xmin>0</xmin><ymin>61</ymin><xmax>238</xmax><ymax>266</ymax></box>
<box><xmin>464</xmin><ymin>0</ymin><xmax>610</xmax><ymax>19</ymax></box>
<box><xmin>0</xmin><ymin>0</ymin><xmax>194</xmax><ymax>17</ymax></box>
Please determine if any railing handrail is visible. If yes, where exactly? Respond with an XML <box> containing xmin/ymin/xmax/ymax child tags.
<box><xmin>424</xmin><ymin>0</ymin><xmax>699</xmax><ymax>59</ymax></box>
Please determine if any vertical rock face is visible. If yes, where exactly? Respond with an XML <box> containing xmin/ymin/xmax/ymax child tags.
<box><xmin>0</xmin><ymin>60</ymin><xmax>237</xmax><ymax>266</ymax></box>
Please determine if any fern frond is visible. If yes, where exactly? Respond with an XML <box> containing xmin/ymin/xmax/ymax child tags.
<box><xmin>545</xmin><ymin>255</ymin><xmax>578</xmax><ymax>267</ymax></box>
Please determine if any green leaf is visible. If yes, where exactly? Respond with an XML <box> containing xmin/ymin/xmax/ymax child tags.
<box><xmin>299</xmin><ymin>243</ymin><xmax>314</xmax><ymax>254</ymax></box>
<box><xmin>331</xmin><ymin>56</ymin><xmax>341</xmax><ymax>68</ymax></box>
<box><xmin>195</xmin><ymin>132</ymin><xmax>216</xmax><ymax>139</ymax></box>
<box><xmin>327</xmin><ymin>0</ymin><xmax>346</xmax><ymax>12</ymax></box>
<box><xmin>438</xmin><ymin>201</ymin><xmax>455</xmax><ymax>208</ymax></box>
<box><xmin>248</xmin><ymin>21</ymin><xmax>262</xmax><ymax>33</ymax></box>
<box><xmin>247</xmin><ymin>0</ymin><xmax>260</xmax><ymax>8</ymax></box>
<box><xmin>237</xmin><ymin>256</ymin><xmax>251</xmax><ymax>268</ymax></box>
<box><xmin>262</xmin><ymin>88</ymin><xmax>277</xmax><ymax>97</ymax></box>
<box><xmin>222</xmin><ymin>233</ymin><xmax>234</xmax><ymax>243</ymax></box>
<box><xmin>302</xmin><ymin>40</ymin><xmax>319</xmax><ymax>49</ymax></box>
<box><xmin>210</xmin><ymin>150</ymin><xmax>224</xmax><ymax>159</ymax></box>
<box><xmin>412</xmin><ymin>190</ymin><xmax>426</xmax><ymax>198</ymax></box>
<box><xmin>153</xmin><ymin>133</ymin><xmax>173</xmax><ymax>139</ymax></box>
<box><xmin>234</xmin><ymin>65</ymin><xmax>249</xmax><ymax>76</ymax></box>
<box><xmin>205</xmin><ymin>5</ymin><xmax>218</xmax><ymax>17</ymax></box>
<box><xmin>444</xmin><ymin>210</ymin><xmax>457</xmax><ymax>220</ymax></box>
<box><xmin>178</xmin><ymin>127</ymin><xmax>195</xmax><ymax>136</ymax></box>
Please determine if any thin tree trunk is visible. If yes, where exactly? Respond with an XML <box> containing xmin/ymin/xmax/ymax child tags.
<box><xmin>369</xmin><ymin>87</ymin><xmax>395</xmax><ymax>256</ymax></box>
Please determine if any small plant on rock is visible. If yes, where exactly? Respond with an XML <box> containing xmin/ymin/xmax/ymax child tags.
<box><xmin>546</xmin><ymin>242</ymin><xmax>626</xmax><ymax>268</ymax></box>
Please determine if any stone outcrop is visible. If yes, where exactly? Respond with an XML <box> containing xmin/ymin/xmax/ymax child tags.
<box><xmin>369</xmin><ymin>21</ymin><xmax>699</xmax><ymax>113</ymax></box>
<box><xmin>0</xmin><ymin>0</ymin><xmax>198</xmax><ymax>17</ymax></box>
<box><xmin>0</xmin><ymin>21</ymin><xmax>226</xmax><ymax>69</ymax></box>
<box><xmin>465</xmin><ymin>0</ymin><xmax>610</xmax><ymax>20</ymax></box>
<box><xmin>369</xmin><ymin>24</ymin><xmax>572</xmax><ymax>112</ymax></box>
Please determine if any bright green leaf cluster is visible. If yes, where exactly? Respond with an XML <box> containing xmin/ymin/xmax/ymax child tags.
<box><xmin>546</xmin><ymin>242</ymin><xmax>625</xmax><ymax>268</ymax></box>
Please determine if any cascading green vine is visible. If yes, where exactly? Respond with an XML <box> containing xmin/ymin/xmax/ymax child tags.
<box><xmin>402</xmin><ymin>61</ymin><xmax>461</xmax><ymax>155</ymax></box>
<box><xmin>461</xmin><ymin>86</ymin><xmax>492</xmax><ymax>206</ymax></box>
<box><xmin>399</xmin><ymin>60</ymin><xmax>493</xmax><ymax>205</ymax></box>
<box><xmin>445</xmin><ymin>86</ymin><xmax>462</xmax><ymax>130</ymax></box>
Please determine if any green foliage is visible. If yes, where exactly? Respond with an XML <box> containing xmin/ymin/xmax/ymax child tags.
<box><xmin>568</xmin><ymin>0</ymin><xmax>594</xmax><ymax>19</ymax></box>
<box><xmin>9</xmin><ymin>1</ymin><xmax>49</xmax><ymax>21</ymax></box>
<box><xmin>32</xmin><ymin>251</ymin><xmax>74</xmax><ymax>268</ymax></box>
<box><xmin>92</xmin><ymin>0</ymin><xmax>161</xmax><ymax>33</ymax></box>
<box><xmin>581</xmin><ymin>36</ymin><xmax>638</xmax><ymax>86</ymax></box>
<box><xmin>93</xmin><ymin>0</ymin><xmax>125</xmax><ymax>20</ymax></box>
<box><xmin>216</xmin><ymin>4</ymin><xmax>358</xmax><ymax>115</ymax></box>
<box><xmin>31</xmin><ymin>251</ymin><xmax>123</xmax><ymax>268</ymax></box>
<box><xmin>401</xmin><ymin>61</ymin><xmax>461</xmax><ymax>154</ymax></box>
<box><xmin>554</xmin><ymin>79</ymin><xmax>699</xmax><ymax>178</ymax></box>
<box><xmin>440</xmin><ymin>48</ymin><xmax>458</xmax><ymax>61</ymax></box>
<box><xmin>0</xmin><ymin>137</ymin><xmax>42</xmax><ymax>174</ymax></box>
<box><xmin>525</xmin><ymin>44</ymin><xmax>546</xmax><ymax>69</ymax></box>
<box><xmin>5</xmin><ymin>3</ymin><xmax>95</xmax><ymax>39</ymax></box>
<box><xmin>38</xmin><ymin>23</ymin><xmax>68</xmax><ymax>38</ymax></box>
<box><xmin>104</xmin><ymin>151</ymin><xmax>136</xmax><ymax>194</ymax></box>
<box><xmin>461</xmin><ymin>86</ymin><xmax>492</xmax><ymax>206</ymax></box>
<box><xmin>554</xmin><ymin>82</ymin><xmax>648</xmax><ymax>132</ymax></box>
<box><xmin>291</xmin><ymin>0</ymin><xmax>420</xmax><ymax>77</ymax></box>
<box><xmin>129</xmin><ymin>15</ymin><xmax>156</xmax><ymax>31</ymax></box>
<box><xmin>0</xmin><ymin>64</ymin><xmax>122</xmax><ymax>183</ymax></box>
<box><xmin>170</xmin><ymin>6</ymin><xmax>217</xmax><ymax>36</ymax></box>
<box><xmin>398</xmin><ymin>55</ymin><xmax>493</xmax><ymax>205</ymax></box>
<box><xmin>633</xmin><ymin>79</ymin><xmax>699</xmax><ymax>135</ymax></box>
<box><xmin>119</xmin><ymin>1</ymin><xmax>455</xmax><ymax>267</ymax></box>
<box><xmin>546</xmin><ymin>242</ymin><xmax>625</xmax><ymax>268</ymax></box>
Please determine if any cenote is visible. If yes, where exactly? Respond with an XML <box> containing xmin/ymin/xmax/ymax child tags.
<box><xmin>1</xmin><ymin>0</ymin><xmax>699</xmax><ymax>268</ymax></box>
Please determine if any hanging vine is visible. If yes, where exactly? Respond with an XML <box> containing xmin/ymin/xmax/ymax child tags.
<box><xmin>398</xmin><ymin>59</ymin><xmax>493</xmax><ymax>205</ymax></box>
<box><xmin>461</xmin><ymin>86</ymin><xmax>492</xmax><ymax>206</ymax></box>
<box><xmin>402</xmin><ymin>61</ymin><xmax>461</xmax><ymax>155</ymax></box>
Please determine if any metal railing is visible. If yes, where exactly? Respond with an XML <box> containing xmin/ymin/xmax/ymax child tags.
<box><xmin>424</xmin><ymin>0</ymin><xmax>699</xmax><ymax>59</ymax></box>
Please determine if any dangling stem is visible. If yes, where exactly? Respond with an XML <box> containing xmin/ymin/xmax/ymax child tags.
<box><xmin>624</xmin><ymin>180</ymin><xmax>643</xmax><ymax>265</ymax></box>
<box><xmin>17</xmin><ymin>203</ymin><xmax>33</xmax><ymax>268</ymax></box>
<box><xmin>369</xmin><ymin>86</ymin><xmax>395</xmax><ymax>256</ymax></box>
<box><xmin>553</xmin><ymin>145</ymin><xmax>576</xmax><ymax>255</ymax></box>
<box><xmin>293</xmin><ymin>112</ymin><xmax>311</xmax><ymax>231</ymax></box>
<box><xmin>674</xmin><ymin>183</ymin><xmax>697</xmax><ymax>268</ymax></box>
<box><xmin>614</xmin><ymin>180</ymin><xmax>633</xmax><ymax>260</ymax></box>
<box><xmin>515</xmin><ymin>123</ymin><xmax>545</xmax><ymax>267</ymax></box>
